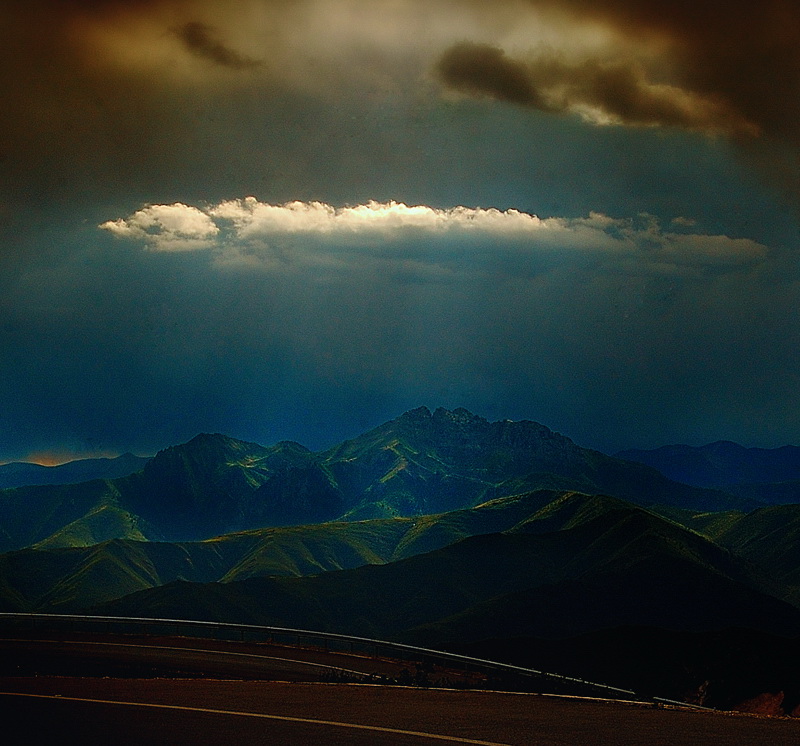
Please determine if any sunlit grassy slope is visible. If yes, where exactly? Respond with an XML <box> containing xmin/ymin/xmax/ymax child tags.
<box><xmin>0</xmin><ymin>489</ymin><xmax>588</xmax><ymax>612</ymax></box>
<box><xmin>93</xmin><ymin>495</ymin><xmax>800</xmax><ymax>645</ymax></box>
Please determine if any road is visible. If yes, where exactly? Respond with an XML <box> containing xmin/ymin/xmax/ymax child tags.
<box><xmin>0</xmin><ymin>635</ymin><xmax>410</xmax><ymax>682</ymax></box>
<box><xmin>3</xmin><ymin>677</ymin><xmax>800</xmax><ymax>745</ymax></box>
<box><xmin>1</xmin><ymin>633</ymin><xmax>799</xmax><ymax>744</ymax></box>
<box><xmin>0</xmin><ymin>631</ymin><xmax>497</xmax><ymax>685</ymax></box>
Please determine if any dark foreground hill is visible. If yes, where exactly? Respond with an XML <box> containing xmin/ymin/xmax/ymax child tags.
<box><xmin>458</xmin><ymin>627</ymin><xmax>800</xmax><ymax>713</ymax></box>
<box><xmin>0</xmin><ymin>408</ymin><xmax>755</xmax><ymax>551</ymax></box>
<box><xmin>93</xmin><ymin>494</ymin><xmax>800</xmax><ymax>641</ymax></box>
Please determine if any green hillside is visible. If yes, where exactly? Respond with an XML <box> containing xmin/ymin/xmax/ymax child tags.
<box><xmin>93</xmin><ymin>500</ymin><xmax>800</xmax><ymax>643</ymax></box>
<box><xmin>0</xmin><ymin>489</ymin><xmax>600</xmax><ymax>612</ymax></box>
<box><xmin>7</xmin><ymin>483</ymin><xmax>800</xmax><ymax>708</ymax></box>
<box><xmin>708</xmin><ymin>504</ymin><xmax>800</xmax><ymax>587</ymax></box>
<box><xmin>0</xmin><ymin>480</ymin><xmax>121</xmax><ymax>552</ymax></box>
<box><xmin>456</xmin><ymin>627</ymin><xmax>800</xmax><ymax>712</ymax></box>
<box><xmin>33</xmin><ymin>503</ymin><xmax>148</xmax><ymax>549</ymax></box>
<box><xmin>652</xmin><ymin>502</ymin><xmax>800</xmax><ymax>595</ymax></box>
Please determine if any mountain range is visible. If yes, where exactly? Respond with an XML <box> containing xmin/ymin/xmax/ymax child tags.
<box><xmin>0</xmin><ymin>407</ymin><xmax>758</xmax><ymax>553</ymax></box>
<box><xmin>4</xmin><ymin>407</ymin><xmax>800</xmax><ymax>711</ymax></box>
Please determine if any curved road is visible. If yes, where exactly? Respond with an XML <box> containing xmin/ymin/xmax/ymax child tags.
<box><xmin>3</xmin><ymin>678</ymin><xmax>800</xmax><ymax>745</ymax></box>
<box><xmin>1</xmin><ymin>634</ymin><xmax>799</xmax><ymax>744</ymax></box>
<box><xmin>0</xmin><ymin>637</ymin><xmax>384</xmax><ymax>681</ymax></box>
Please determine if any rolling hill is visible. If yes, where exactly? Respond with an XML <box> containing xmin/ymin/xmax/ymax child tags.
<box><xmin>92</xmin><ymin>494</ymin><xmax>800</xmax><ymax>643</ymax></box>
<box><xmin>0</xmin><ymin>489</ymin><xmax>590</xmax><ymax>613</ymax></box>
<box><xmin>663</xmin><ymin>502</ymin><xmax>800</xmax><ymax>591</ymax></box>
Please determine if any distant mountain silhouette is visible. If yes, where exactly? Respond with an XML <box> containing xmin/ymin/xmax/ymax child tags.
<box><xmin>0</xmin><ymin>453</ymin><xmax>149</xmax><ymax>490</ymax></box>
<box><xmin>617</xmin><ymin>441</ymin><xmax>800</xmax><ymax>488</ymax></box>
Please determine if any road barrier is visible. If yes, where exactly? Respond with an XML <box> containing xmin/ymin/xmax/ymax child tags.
<box><xmin>0</xmin><ymin>612</ymin><xmax>689</xmax><ymax>704</ymax></box>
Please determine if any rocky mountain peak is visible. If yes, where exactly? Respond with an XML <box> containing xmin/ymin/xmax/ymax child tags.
<box><xmin>397</xmin><ymin>406</ymin><xmax>433</xmax><ymax>422</ymax></box>
<box><xmin>433</xmin><ymin>407</ymin><xmax>488</xmax><ymax>426</ymax></box>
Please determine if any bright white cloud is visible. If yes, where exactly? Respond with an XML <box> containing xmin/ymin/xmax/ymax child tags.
<box><xmin>101</xmin><ymin>199</ymin><xmax>768</xmax><ymax>273</ymax></box>
<box><xmin>100</xmin><ymin>203</ymin><xmax>219</xmax><ymax>252</ymax></box>
<box><xmin>209</xmin><ymin>197</ymin><xmax>546</xmax><ymax>236</ymax></box>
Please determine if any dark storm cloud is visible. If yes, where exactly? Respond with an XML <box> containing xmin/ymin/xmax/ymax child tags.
<box><xmin>432</xmin><ymin>0</ymin><xmax>800</xmax><ymax>208</ymax></box>
<box><xmin>529</xmin><ymin>0</ymin><xmax>800</xmax><ymax>209</ymax></box>
<box><xmin>2</xmin><ymin>0</ymin><xmax>795</xmax><ymax>219</ymax></box>
<box><xmin>436</xmin><ymin>42</ymin><xmax>755</xmax><ymax>135</ymax></box>
<box><xmin>534</xmin><ymin>0</ymin><xmax>800</xmax><ymax>140</ymax></box>
<box><xmin>436</xmin><ymin>43</ymin><xmax>548</xmax><ymax>108</ymax></box>
<box><xmin>171</xmin><ymin>21</ymin><xmax>263</xmax><ymax>69</ymax></box>
<box><xmin>0</xmin><ymin>1</ymin><xmax>282</xmax><ymax>220</ymax></box>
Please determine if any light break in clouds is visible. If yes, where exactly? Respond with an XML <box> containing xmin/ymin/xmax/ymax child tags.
<box><xmin>101</xmin><ymin>199</ymin><xmax>768</xmax><ymax>272</ymax></box>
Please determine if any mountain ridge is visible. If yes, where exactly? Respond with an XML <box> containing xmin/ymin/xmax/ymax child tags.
<box><xmin>0</xmin><ymin>408</ymin><xmax>762</xmax><ymax>552</ymax></box>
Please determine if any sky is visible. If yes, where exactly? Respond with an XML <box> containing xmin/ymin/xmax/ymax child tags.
<box><xmin>2</xmin><ymin>0</ymin><xmax>800</xmax><ymax>462</ymax></box>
